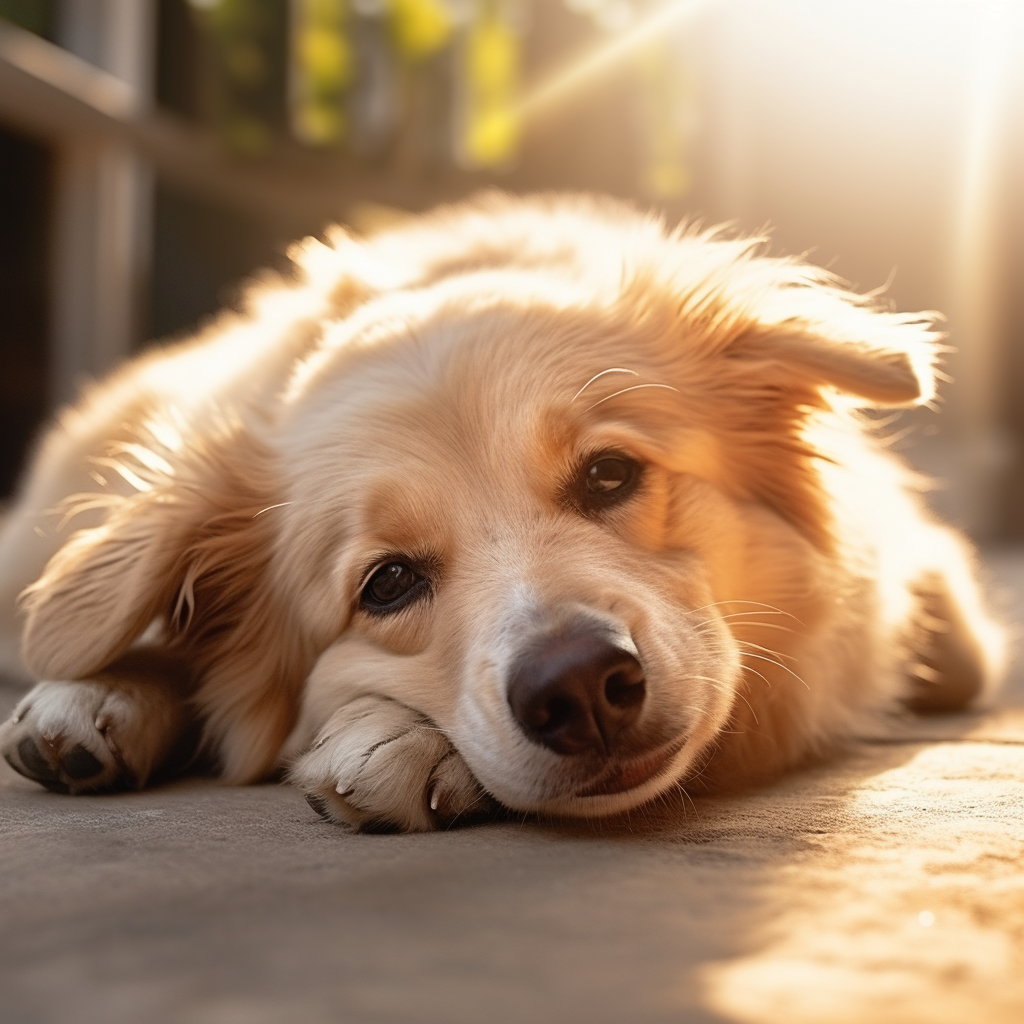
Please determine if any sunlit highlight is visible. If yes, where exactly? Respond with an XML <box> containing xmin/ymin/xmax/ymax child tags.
<box><xmin>945</xmin><ymin>0</ymin><xmax>1016</xmax><ymax>535</ymax></box>
<box><xmin>517</xmin><ymin>0</ymin><xmax>712</xmax><ymax>119</ymax></box>
<box><xmin>698</xmin><ymin>742</ymin><xmax>1024</xmax><ymax>1023</ymax></box>
<box><xmin>950</xmin><ymin>1</ymin><xmax>1011</xmax><ymax>401</ymax></box>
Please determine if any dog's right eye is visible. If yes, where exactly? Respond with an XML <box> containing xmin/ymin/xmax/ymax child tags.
<box><xmin>360</xmin><ymin>562</ymin><xmax>428</xmax><ymax>614</ymax></box>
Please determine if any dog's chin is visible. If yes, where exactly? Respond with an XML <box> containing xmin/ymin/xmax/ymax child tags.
<box><xmin>512</xmin><ymin>735</ymin><xmax>700</xmax><ymax>819</ymax></box>
<box><xmin>574</xmin><ymin>738</ymin><xmax>687</xmax><ymax>798</ymax></box>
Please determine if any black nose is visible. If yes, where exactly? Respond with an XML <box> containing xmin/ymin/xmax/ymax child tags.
<box><xmin>507</xmin><ymin>628</ymin><xmax>646</xmax><ymax>755</ymax></box>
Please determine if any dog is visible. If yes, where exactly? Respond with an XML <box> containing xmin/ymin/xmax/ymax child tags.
<box><xmin>0</xmin><ymin>193</ymin><xmax>1006</xmax><ymax>831</ymax></box>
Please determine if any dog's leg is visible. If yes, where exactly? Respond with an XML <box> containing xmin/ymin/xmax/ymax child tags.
<box><xmin>0</xmin><ymin>649</ymin><xmax>199</xmax><ymax>793</ymax></box>
<box><xmin>289</xmin><ymin>695</ymin><xmax>496</xmax><ymax>833</ymax></box>
<box><xmin>903</xmin><ymin>537</ymin><xmax>1006</xmax><ymax>714</ymax></box>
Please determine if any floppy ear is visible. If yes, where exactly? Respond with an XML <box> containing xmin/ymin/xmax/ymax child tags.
<box><xmin>19</xmin><ymin>423</ymin><xmax>278</xmax><ymax>680</ymax></box>
<box><xmin>754</xmin><ymin>323</ymin><xmax>940</xmax><ymax>407</ymax></box>
<box><xmin>21</xmin><ymin>484</ymin><xmax>206</xmax><ymax>682</ymax></box>
<box><xmin>660</xmin><ymin>232</ymin><xmax>944</xmax><ymax>408</ymax></box>
<box><xmin>19</xmin><ymin>421</ymin><xmax>313</xmax><ymax>781</ymax></box>
<box><xmin>663</xmin><ymin>256</ymin><xmax>947</xmax><ymax>550</ymax></box>
<box><xmin>720</xmin><ymin>264</ymin><xmax>944</xmax><ymax>409</ymax></box>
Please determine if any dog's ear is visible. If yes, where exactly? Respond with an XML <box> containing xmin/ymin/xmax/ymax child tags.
<box><xmin>20</xmin><ymin>421</ymin><xmax>311</xmax><ymax>780</ymax></box>
<box><xmin>656</xmin><ymin>259</ymin><xmax>946</xmax><ymax>549</ymax></box>
<box><xmin>658</xmin><ymin>236</ymin><xmax>944</xmax><ymax>408</ymax></box>
<box><xmin>21</xmin><ymin>486</ymin><xmax>204</xmax><ymax>681</ymax></box>
<box><xmin>744</xmin><ymin>253</ymin><xmax>945</xmax><ymax>408</ymax></box>
<box><xmin>19</xmin><ymin>423</ymin><xmax>276</xmax><ymax>680</ymax></box>
<box><xmin>707</xmin><ymin>258</ymin><xmax>944</xmax><ymax>408</ymax></box>
<box><xmin>745</xmin><ymin>323</ymin><xmax>940</xmax><ymax>407</ymax></box>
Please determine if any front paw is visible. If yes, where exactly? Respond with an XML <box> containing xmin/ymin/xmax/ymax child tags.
<box><xmin>288</xmin><ymin>696</ymin><xmax>496</xmax><ymax>833</ymax></box>
<box><xmin>1</xmin><ymin>674</ymin><xmax>192</xmax><ymax>793</ymax></box>
<box><xmin>1</xmin><ymin>680</ymin><xmax>138</xmax><ymax>793</ymax></box>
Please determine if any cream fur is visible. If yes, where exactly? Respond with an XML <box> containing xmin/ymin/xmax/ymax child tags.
<box><xmin>0</xmin><ymin>193</ymin><xmax>1006</xmax><ymax>829</ymax></box>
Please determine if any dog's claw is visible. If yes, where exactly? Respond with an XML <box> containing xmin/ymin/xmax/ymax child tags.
<box><xmin>305</xmin><ymin>792</ymin><xmax>333</xmax><ymax>821</ymax></box>
<box><xmin>289</xmin><ymin>696</ymin><xmax>496</xmax><ymax>833</ymax></box>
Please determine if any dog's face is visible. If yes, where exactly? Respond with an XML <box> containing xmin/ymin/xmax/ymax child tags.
<box><xmin>270</xmin><ymin>270</ymin><xmax>849</xmax><ymax>814</ymax></box>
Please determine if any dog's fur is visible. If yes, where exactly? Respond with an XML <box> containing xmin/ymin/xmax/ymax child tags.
<box><xmin>0</xmin><ymin>193</ymin><xmax>1006</xmax><ymax>830</ymax></box>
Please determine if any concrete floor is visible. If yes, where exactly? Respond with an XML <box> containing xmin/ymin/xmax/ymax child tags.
<box><xmin>2</xmin><ymin>552</ymin><xmax>1023</xmax><ymax>1024</ymax></box>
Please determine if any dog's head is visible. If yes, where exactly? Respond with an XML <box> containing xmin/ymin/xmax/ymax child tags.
<box><xmin>19</xmin><ymin>196</ymin><xmax>942</xmax><ymax>814</ymax></box>
<box><xmin>271</xmin><ymin>200</ymin><xmax>942</xmax><ymax>814</ymax></box>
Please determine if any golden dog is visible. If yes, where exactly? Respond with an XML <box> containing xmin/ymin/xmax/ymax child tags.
<box><xmin>0</xmin><ymin>194</ymin><xmax>1005</xmax><ymax>831</ymax></box>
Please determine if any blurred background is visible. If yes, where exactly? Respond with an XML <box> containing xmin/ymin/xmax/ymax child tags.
<box><xmin>0</xmin><ymin>0</ymin><xmax>1021</xmax><ymax>540</ymax></box>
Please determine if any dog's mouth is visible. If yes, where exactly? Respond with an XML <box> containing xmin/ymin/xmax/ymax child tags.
<box><xmin>573</xmin><ymin>738</ymin><xmax>686</xmax><ymax>798</ymax></box>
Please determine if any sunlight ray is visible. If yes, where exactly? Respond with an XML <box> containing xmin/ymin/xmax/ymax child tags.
<box><xmin>517</xmin><ymin>0</ymin><xmax>714</xmax><ymax>120</ymax></box>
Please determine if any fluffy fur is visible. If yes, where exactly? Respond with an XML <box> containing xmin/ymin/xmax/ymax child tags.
<box><xmin>0</xmin><ymin>193</ymin><xmax>1006</xmax><ymax>830</ymax></box>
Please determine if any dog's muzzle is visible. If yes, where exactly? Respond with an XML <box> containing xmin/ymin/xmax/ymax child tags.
<box><xmin>506</xmin><ymin>624</ymin><xmax>646</xmax><ymax>756</ymax></box>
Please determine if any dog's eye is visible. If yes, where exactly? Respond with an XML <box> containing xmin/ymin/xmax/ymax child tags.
<box><xmin>573</xmin><ymin>452</ymin><xmax>642</xmax><ymax>511</ymax></box>
<box><xmin>586</xmin><ymin>457</ymin><xmax>635</xmax><ymax>494</ymax></box>
<box><xmin>361</xmin><ymin>562</ymin><xmax>427</xmax><ymax>613</ymax></box>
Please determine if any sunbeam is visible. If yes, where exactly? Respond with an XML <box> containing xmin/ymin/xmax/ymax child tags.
<box><xmin>517</xmin><ymin>0</ymin><xmax>714</xmax><ymax>119</ymax></box>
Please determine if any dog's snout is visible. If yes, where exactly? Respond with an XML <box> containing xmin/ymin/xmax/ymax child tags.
<box><xmin>507</xmin><ymin>631</ymin><xmax>646</xmax><ymax>756</ymax></box>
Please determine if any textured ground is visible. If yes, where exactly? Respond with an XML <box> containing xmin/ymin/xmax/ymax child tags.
<box><xmin>2</xmin><ymin>553</ymin><xmax>1022</xmax><ymax>1024</ymax></box>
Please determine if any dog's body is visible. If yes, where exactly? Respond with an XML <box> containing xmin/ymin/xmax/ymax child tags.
<box><xmin>0</xmin><ymin>194</ymin><xmax>1005</xmax><ymax>830</ymax></box>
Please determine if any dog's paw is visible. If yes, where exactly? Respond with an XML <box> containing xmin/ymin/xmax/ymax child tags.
<box><xmin>289</xmin><ymin>696</ymin><xmax>496</xmax><ymax>833</ymax></box>
<box><xmin>0</xmin><ymin>679</ymin><xmax>174</xmax><ymax>793</ymax></box>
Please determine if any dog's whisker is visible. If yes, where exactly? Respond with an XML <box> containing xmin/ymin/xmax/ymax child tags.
<box><xmin>735</xmin><ymin>691</ymin><xmax>760</xmax><ymax>725</ymax></box>
<box><xmin>689</xmin><ymin>600</ymin><xmax>802</xmax><ymax>623</ymax></box>
<box><xmin>715</xmin><ymin>610</ymin><xmax>793</xmax><ymax>621</ymax></box>
<box><xmin>691</xmin><ymin>616</ymin><xmax>798</xmax><ymax>639</ymax></box>
<box><xmin>734</xmin><ymin>638</ymin><xmax>787</xmax><ymax>661</ymax></box>
<box><xmin>584</xmin><ymin>382</ymin><xmax>679</xmax><ymax>411</ymax></box>
<box><xmin>682</xmin><ymin>675</ymin><xmax>756</xmax><ymax>721</ymax></box>
<box><xmin>688</xmin><ymin>610</ymin><xmax>790</xmax><ymax>626</ymax></box>
<box><xmin>734</xmin><ymin>638</ymin><xmax>798</xmax><ymax>663</ymax></box>
<box><xmin>726</xmin><ymin>621</ymin><xmax>798</xmax><ymax>635</ymax></box>
<box><xmin>738</xmin><ymin>663</ymin><xmax>773</xmax><ymax>688</ymax></box>
<box><xmin>715</xmin><ymin>612</ymin><xmax>799</xmax><ymax>632</ymax></box>
<box><xmin>678</xmin><ymin>784</ymin><xmax>701</xmax><ymax>822</ymax></box>
<box><xmin>252</xmin><ymin>502</ymin><xmax>295</xmax><ymax>518</ymax></box>
<box><xmin>739</xmin><ymin>651</ymin><xmax>810</xmax><ymax>690</ymax></box>
<box><xmin>684</xmin><ymin>675</ymin><xmax>760</xmax><ymax>725</ymax></box>
<box><xmin>570</xmin><ymin>367</ymin><xmax>638</xmax><ymax>402</ymax></box>
<box><xmin>685</xmin><ymin>674</ymin><xmax>732</xmax><ymax>688</ymax></box>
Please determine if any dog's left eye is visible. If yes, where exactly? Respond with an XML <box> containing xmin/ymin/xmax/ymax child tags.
<box><xmin>361</xmin><ymin>562</ymin><xmax>427</xmax><ymax>613</ymax></box>
<box><xmin>572</xmin><ymin>452</ymin><xmax>642</xmax><ymax>511</ymax></box>
<box><xmin>586</xmin><ymin>456</ymin><xmax>635</xmax><ymax>494</ymax></box>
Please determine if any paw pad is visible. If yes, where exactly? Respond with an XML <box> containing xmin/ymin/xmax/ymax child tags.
<box><xmin>13</xmin><ymin>737</ymin><xmax>70</xmax><ymax>793</ymax></box>
<box><xmin>0</xmin><ymin>681</ymin><xmax>143</xmax><ymax>794</ymax></box>
<box><xmin>6</xmin><ymin>733</ymin><xmax>117</xmax><ymax>793</ymax></box>
<box><xmin>61</xmin><ymin>745</ymin><xmax>105</xmax><ymax>780</ymax></box>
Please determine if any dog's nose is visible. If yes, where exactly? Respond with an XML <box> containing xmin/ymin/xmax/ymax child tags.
<box><xmin>507</xmin><ymin>630</ymin><xmax>646</xmax><ymax>755</ymax></box>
